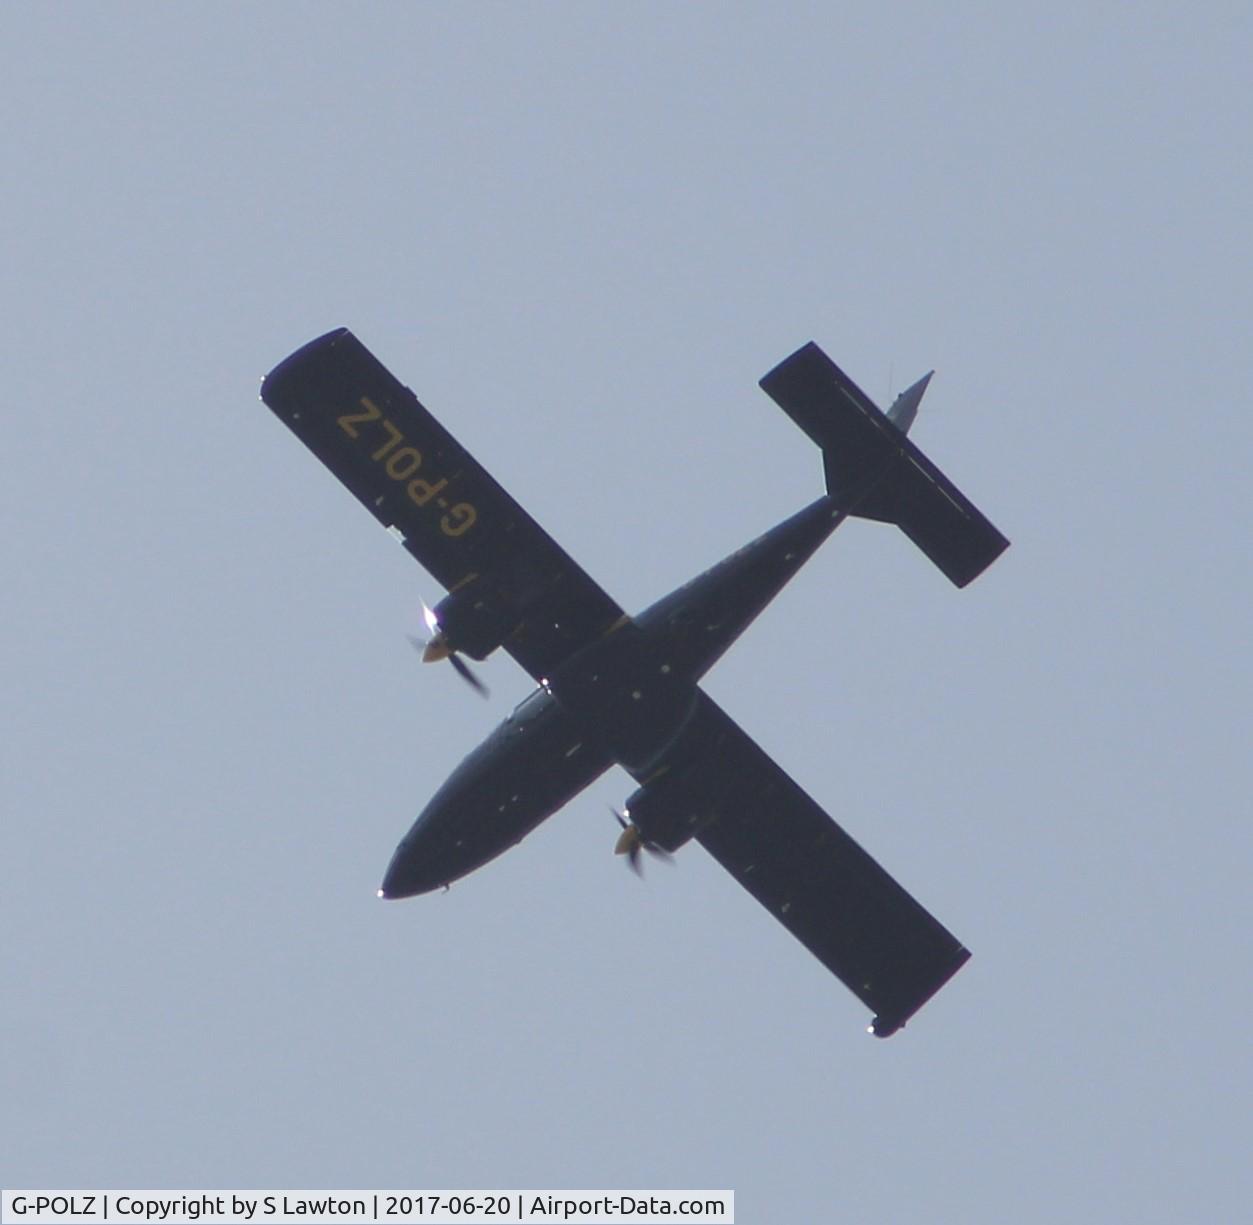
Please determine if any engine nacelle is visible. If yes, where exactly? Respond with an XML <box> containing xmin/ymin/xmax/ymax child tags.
<box><xmin>431</xmin><ymin>577</ymin><xmax>521</xmax><ymax>661</ymax></box>
<box><xmin>623</xmin><ymin>775</ymin><xmax>713</xmax><ymax>854</ymax></box>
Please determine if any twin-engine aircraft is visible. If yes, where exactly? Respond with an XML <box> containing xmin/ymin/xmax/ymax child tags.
<box><xmin>260</xmin><ymin>331</ymin><xmax>1008</xmax><ymax>1037</ymax></box>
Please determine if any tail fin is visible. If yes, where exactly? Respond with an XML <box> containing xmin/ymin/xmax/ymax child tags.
<box><xmin>886</xmin><ymin>370</ymin><xmax>932</xmax><ymax>436</ymax></box>
<box><xmin>760</xmin><ymin>343</ymin><xmax>1009</xmax><ymax>587</ymax></box>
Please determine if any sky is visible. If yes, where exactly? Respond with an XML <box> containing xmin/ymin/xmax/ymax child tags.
<box><xmin>3</xmin><ymin>3</ymin><xmax>1250</xmax><ymax>1221</ymax></box>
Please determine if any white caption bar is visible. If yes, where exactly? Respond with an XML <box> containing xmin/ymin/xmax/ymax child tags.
<box><xmin>2</xmin><ymin>1192</ymin><xmax>734</xmax><ymax>1225</ymax></box>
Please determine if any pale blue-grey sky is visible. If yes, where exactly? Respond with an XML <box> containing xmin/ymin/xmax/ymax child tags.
<box><xmin>4</xmin><ymin>4</ymin><xmax>1250</xmax><ymax>1221</ymax></box>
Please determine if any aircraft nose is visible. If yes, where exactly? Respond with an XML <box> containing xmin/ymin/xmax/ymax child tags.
<box><xmin>376</xmin><ymin>870</ymin><xmax>408</xmax><ymax>900</ymax></box>
<box><xmin>378</xmin><ymin>848</ymin><xmax>435</xmax><ymax>899</ymax></box>
<box><xmin>377</xmin><ymin>827</ymin><xmax>455</xmax><ymax>899</ymax></box>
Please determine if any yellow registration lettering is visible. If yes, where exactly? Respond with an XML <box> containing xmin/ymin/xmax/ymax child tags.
<box><xmin>407</xmin><ymin>475</ymin><xmax>448</xmax><ymax>507</ymax></box>
<box><xmin>386</xmin><ymin>446</ymin><xmax>423</xmax><ymax>480</ymax></box>
<box><xmin>336</xmin><ymin>396</ymin><xmax>382</xmax><ymax>438</ymax></box>
<box><xmin>371</xmin><ymin>418</ymin><xmax>404</xmax><ymax>459</ymax></box>
<box><xmin>440</xmin><ymin>503</ymin><xmax>477</xmax><ymax>537</ymax></box>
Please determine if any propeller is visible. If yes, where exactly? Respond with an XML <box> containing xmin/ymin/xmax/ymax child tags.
<box><xmin>407</xmin><ymin>602</ymin><xmax>489</xmax><ymax>698</ymax></box>
<box><xmin>612</xmin><ymin>808</ymin><xmax>673</xmax><ymax>876</ymax></box>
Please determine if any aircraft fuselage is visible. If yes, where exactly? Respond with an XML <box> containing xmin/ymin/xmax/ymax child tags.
<box><xmin>380</xmin><ymin>496</ymin><xmax>845</xmax><ymax>897</ymax></box>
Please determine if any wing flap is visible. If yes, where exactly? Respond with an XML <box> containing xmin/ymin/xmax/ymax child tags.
<box><xmin>260</xmin><ymin>329</ymin><xmax>625</xmax><ymax>679</ymax></box>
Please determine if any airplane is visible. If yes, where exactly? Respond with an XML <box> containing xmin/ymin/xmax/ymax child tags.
<box><xmin>260</xmin><ymin>330</ymin><xmax>1008</xmax><ymax>1038</ymax></box>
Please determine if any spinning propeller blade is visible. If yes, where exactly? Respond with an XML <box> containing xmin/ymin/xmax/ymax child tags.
<box><xmin>407</xmin><ymin>604</ymin><xmax>489</xmax><ymax>698</ymax></box>
<box><xmin>448</xmin><ymin>651</ymin><xmax>490</xmax><ymax>698</ymax></box>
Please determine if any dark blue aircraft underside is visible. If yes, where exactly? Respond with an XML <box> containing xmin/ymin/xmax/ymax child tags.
<box><xmin>261</xmin><ymin>329</ymin><xmax>1007</xmax><ymax>1038</ymax></box>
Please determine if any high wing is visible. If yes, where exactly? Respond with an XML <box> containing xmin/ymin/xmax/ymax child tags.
<box><xmin>260</xmin><ymin>329</ymin><xmax>626</xmax><ymax>680</ymax></box>
<box><xmin>670</xmin><ymin>692</ymin><xmax>969</xmax><ymax>1036</ymax></box>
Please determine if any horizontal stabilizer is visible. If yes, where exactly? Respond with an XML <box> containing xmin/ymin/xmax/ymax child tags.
<box><xmin>760</xmin><ymin>343</ymin><xmax>1008</xmax><ymax>587</ymax></box>
<box><xmin>853</xmin><ymin>440</ymin><xmax>1010</xmax><ymax>587</ymax></box>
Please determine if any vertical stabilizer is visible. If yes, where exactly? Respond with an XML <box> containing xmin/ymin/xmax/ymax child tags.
<box><xmin>886</xmin><ymin>371</ymin><xmax>933</xmax><ymax>436</ymax></box>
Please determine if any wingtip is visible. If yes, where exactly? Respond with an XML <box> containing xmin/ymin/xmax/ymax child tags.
<box><xmin>260</xmin><ymin>327</ymin><xmax>354</xmax><ymax>408</ymax></box>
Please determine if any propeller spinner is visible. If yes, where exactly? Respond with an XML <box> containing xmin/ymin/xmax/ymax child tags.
<box><xmin>612</xmin><ymin>809</ymin><xmax>673</xmax><ymax>876</ymax></box>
